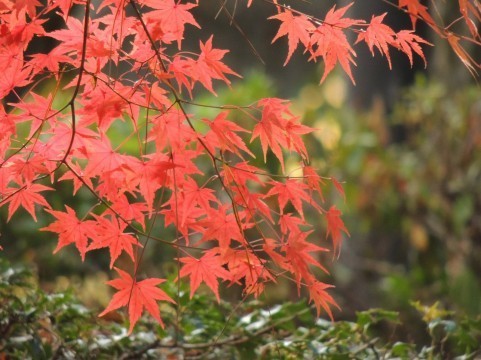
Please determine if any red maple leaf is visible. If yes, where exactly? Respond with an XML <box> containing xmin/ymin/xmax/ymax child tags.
<box><xmin>123</xmin><ymin>154</ymin><xmax>177</xmax><ymax>213</ymax></box>
<box><xmin>179</xmin><ymin>177</ymin><xmax>217</xmax><ymax>226</ymax></box>
<box><xmin>270</xmin><ymin>10</ymin><xmax>315</xmax><ymax>65</ymax></box>
<box><xmin>27</xmin><ymin>47</ymin><xmax>71</xmax><ymax>76</ymax></box>
<box><xmin>307</xmin><ymin>280</ymin><xmax>339</xmax><ymax>318</ymax></box>
<box><xmin>458</xmin><ymin>0</ymin><xmax>481</xmax><ymax>39</ymax></box>
<box><xmin>325</xmin><ymin>205</ymin><xmax>349</xmax><ymax>258</ymax></box>
<box><xmin>204</xmin><ymin>111</ymin><xmax>254</xmax><ymax>158</ymax></box>
<box><xmin>398</xmin><ymin>0</ymin><xmax>438</xmax><ymax>31</ymax></box>
<box><xmin>310</xmin><ymin>4</ymin><xmax>363</xmax><ymax>84</ymax></box>
<box><xmin>88</xmin><ymin>215</ymin><xmax>141</xmax><ymax>268</ymax></box>
<box><xmin>265</xmin><ymin>179</ymin><xmax>312</xmax><ymax>218</ymax></box>
<box><xmin>222</xmin><ymin>248</ymin><xmax>274</xmax><ymax>297</ymax></box>
<box><xmin>99</xmin><ymin>267</ymin><xmax>175</xmax><ymax>334</ymax></box>
<box><xmin>110</xmin><ymin>195</ymin><xmax>148</xmax><ymax>230</ymax></box>
<box><xmin>142</xmin><ymin>0</ymin><xmax>200</xmax><ymax>48</ymax></box>
<box><xmin>178</xmin><ymin>252</ymin><xmax>231</xmax><ymax>301</ymax></box>
<box><xmin>195</xmin><ymin>36</ymin><xmax>240</xmax><ymax>94</ymax></box>
<box><xmin>281</xmin><ymin>230</ymin><xmax>329</xmax><ymax>287</ymax></box>
<box><xmin>251</xmin><ymin>98</ymin><xmax>297</xmax><ymax>171</ymax></box>
<box><xmin>303</xmin><ymin>165</ymin><xmax>325</xmax><ymax>201</ymax></box>
<box><xmin>4</xmin><ymin>183</ymin><xmax>52</xmax><ymax>222</ymax></box>
<box><xmin>41</xmin><ymin>206</ymin><xmax>97</xmax><ymax>261</ymax></box>
<box><xmin>356</xmin><ymin>13</ymin><xmax>396</xmax><ymax>69</ymax></box>
<box><xmin>395</xmin><ymin>30</ymin><xmax>431</xmax><ymax>67</ymax></box>
<box><xmin>0</xmin><ymin>57</ymin><xmax>31</xmax><ymax>99</ymax></box>
<box><xmin>198</xmin><ymin>206</ymin><xmax>247</xmax><ymax>248</ymax></box>
<box><xmin>331</xmin><ymin>177</ymin><xmax>346</xmax><ymax>201</ymax></box>
<box><xmin>13</xmin><ymin>0</ymin><xmax>42</xmax><ymax>18</ymax></box>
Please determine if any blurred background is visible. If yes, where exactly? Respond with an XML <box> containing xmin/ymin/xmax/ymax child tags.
<box><xmin>1</xmin><ymin>0</ymin><xmax>481</xmax><ymax>351</ymax></box>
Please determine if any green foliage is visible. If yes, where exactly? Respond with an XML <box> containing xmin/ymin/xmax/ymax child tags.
<box><xmin>307</xmin><ymin>75</ymin><xmax>481</xmax><ymax>316</ymax></box>
<box><xmin>2</xmin><ymin>258</ymin><xmax>480</xmax><ymax>359</ymax></box>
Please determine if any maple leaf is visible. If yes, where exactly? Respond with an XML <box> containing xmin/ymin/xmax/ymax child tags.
<box><xmin>13</xmin><ymin>0</ymin><xmax>42</xmax><ymax>18</ymax></box>
<box><xmin>270</xmin><ymin>9</ymin><xmax>315</xmax><ymax>65</ymax></box>
<box><xmin>331</xmin><ymin>177</ymin><xmax>346</xmax><ymax>201</ymax></box>
<box><xmin>4</xmin><ymin>183</ymin><xmax>52</xmax><ymax>222</ymax></box>
<box><xmin>58</xmin><ymin>160</ymin><xmax>94</xmax><ymax>195</ymax></box>
<box><xmin>310</xmin><ymin>4</ymin><xmax>363</xmax><ymax>84</ymax></box>
<box><xmin>265</xmin><ymin>179</ymin><xmax>312</xmax><ymax>219</ymax></box>
<box><xmin>307</xmin><ymin>280</ymin><xmax>339</xmax><ymax>318</ymax></box>
<box><xmin>178</xmin><ymin>252</ymin><xmax>231</xmax><ymax>302</ymax></box>
<box><xmin>279</xmin><ymin>213</ymin><xmax>307</xmax><ymax>235</ymax></box>
<box><xmin>325</xmin><ymin>205</ymin><xmax>349</xmax><ymax>258</ymax></box>
<box><xmin>8</xmin><ymin>154</ymin><xmax>49</xmax><ymax>185</ymax></box>
<box><xmin>28</xmin><ymin>47</ymin><xmax>71</xmax><ymax>76</ymax></box>
<box><xmin>83</xmin><ymin>137</ymin><xmax>129</xmax><ymax>179</ymax></box>
<box><xmin>195</xmin><ymin>36</ymin><xmax>240</xmax><ymax>94</ymax></box>
<box><xmin>204</xmin><ymin>111</ymin><xmax>254</xmax><ymax>158</ymax></box>
<box><xmin>99</xmin><ymin>267</ymin><xmax>175</xmax><ymax>334</ymax></box>
<box><xmin>88</xmin><ymin>215</ymin><xmax>141</xmax><ymax>268</ymax></box>
<box><xmin>179</xmin><ymin>177</ymin><xmax>217</xmax><ymax>226</ymax></box>
<box><xmin>41</xmin><ymin>206</ymin><xmax>97</xmax><ymax>261</ymax></box>
<box><xmin>110</xmin><ymin>195</ymin><xmax>148</xmax><ymax>230</ymax></box>
<box><xmin>80</xmin><ymin>85</ymin><xmax>129</xmax><ymax>131</ymax></box>
<box><xmin>395</xmin><ymin>30</ymin><xmax>431</xmax><ymax>67</ymax></box>
<box><xmin>281</xmin><ymin>230</ymin><xmax>329</xmax><ymax>287</ymax></box>
<box><xmin>303</xmin><ymin>165</ymin><xmax>325</xmax><ymax>201</ymax></box>
<box><xmin>398</xmin><ymin>0</ymin><xmax>438</xmax><ymax>31</ymax></box>
<box><xmin>123</xmin><ymin>154</ymin><xmax>177</xmax><ymax>213</ymax></box>
<box><xmin>198</xmin><ymin>205</ymin><xmax>248</xmax><ymax>248</ymax></box>
<box><xmin>459</xmin><ymin>0</ymin><xmax>481</xmax><ymax>39</ymax></box>
<box><xmin>149</xmin><ymin>109</ymin><xmax>196</xmax><ymax>152</ymax></box>
<box><xmin>356</xmin><ymin>13</ymin><xmax>396</xmax><ymax>69</ymax></box>
<box><xmin>222</xmin><ymin>248</ymin><xmax>275</xmax><ymax>297</ymax></box>
<box><xmin>47</xmin><ymin>16</ymin><xmax>86</xmax><ymax>53</ymax></box>
<box><xmin>446</xmin><ymin>32</ymin><xmax>480</xmax><ymax>77</ymax></box>
<box><xmin>0</xmin><ymin>57</ymin><xmax>31</xmax><ymax>99</ymax></box>
<box><xmin>251</xmin><ymin>98</ymin><xmax>296</xmax><ymax>171</ymax></box>
<box><xmin>142</xmin><ymin>0</ymin><xmax>200</xmax><ymax>48</ymax></box>
<box><xmin>232</xmin><ymin>185</ymin><xmax>273</xmax><ymax>223</ymax></box>
<box><xmin>13</xmin><ymin>92</ymin><xmax>59</xmax><ymax>138</ymax></box>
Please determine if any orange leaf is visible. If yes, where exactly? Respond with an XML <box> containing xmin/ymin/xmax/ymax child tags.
<box><xmin>356</xmin><ymin>13</ymin><xmax>396</xmax><ymax>69</ymax></box>
<box><xmin>270</xmin><ymin>9</ymin><xmax>315</xmax><ymax>65</ymax></box>
<box><xmin>326</xmin><ymin>206</ymin><xmax>349</xmax><ymax>258</ymax></box>
<box><xmin>99</xmin><ymin>267</ymin><xmax>175</xmax><ymax>334</ymax></box>
<box><xmin>178</xmin><ymin>252</ymin><xmax>231</xmax><ymax>302</ymax></box>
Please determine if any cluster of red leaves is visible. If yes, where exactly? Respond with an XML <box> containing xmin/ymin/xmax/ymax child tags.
<box><xmin>270</xmin><ymin>1</ymin><xmax>481</xmax><ymax>81</ymax></box>
<box><xmin>0</xmin><ymin>0</ymin><xmax>477</xmax><ymax>334</ymax></box>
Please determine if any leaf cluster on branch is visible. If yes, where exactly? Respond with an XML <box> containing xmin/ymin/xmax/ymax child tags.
<box><xmin>0</xmin><ymin>0</ymin><xmax>479</xmax><ymax>334</ymax></box>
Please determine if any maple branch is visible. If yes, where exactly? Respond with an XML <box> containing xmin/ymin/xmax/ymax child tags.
<box><xmin>127</xmin><ymin>0</ymin><xmax>274</xmax><ymax>274</ymax></box>
<box><xmin>61</xmin><ymin>161</ymin><xmax>200</xmax><ymax>250</ymax></box>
